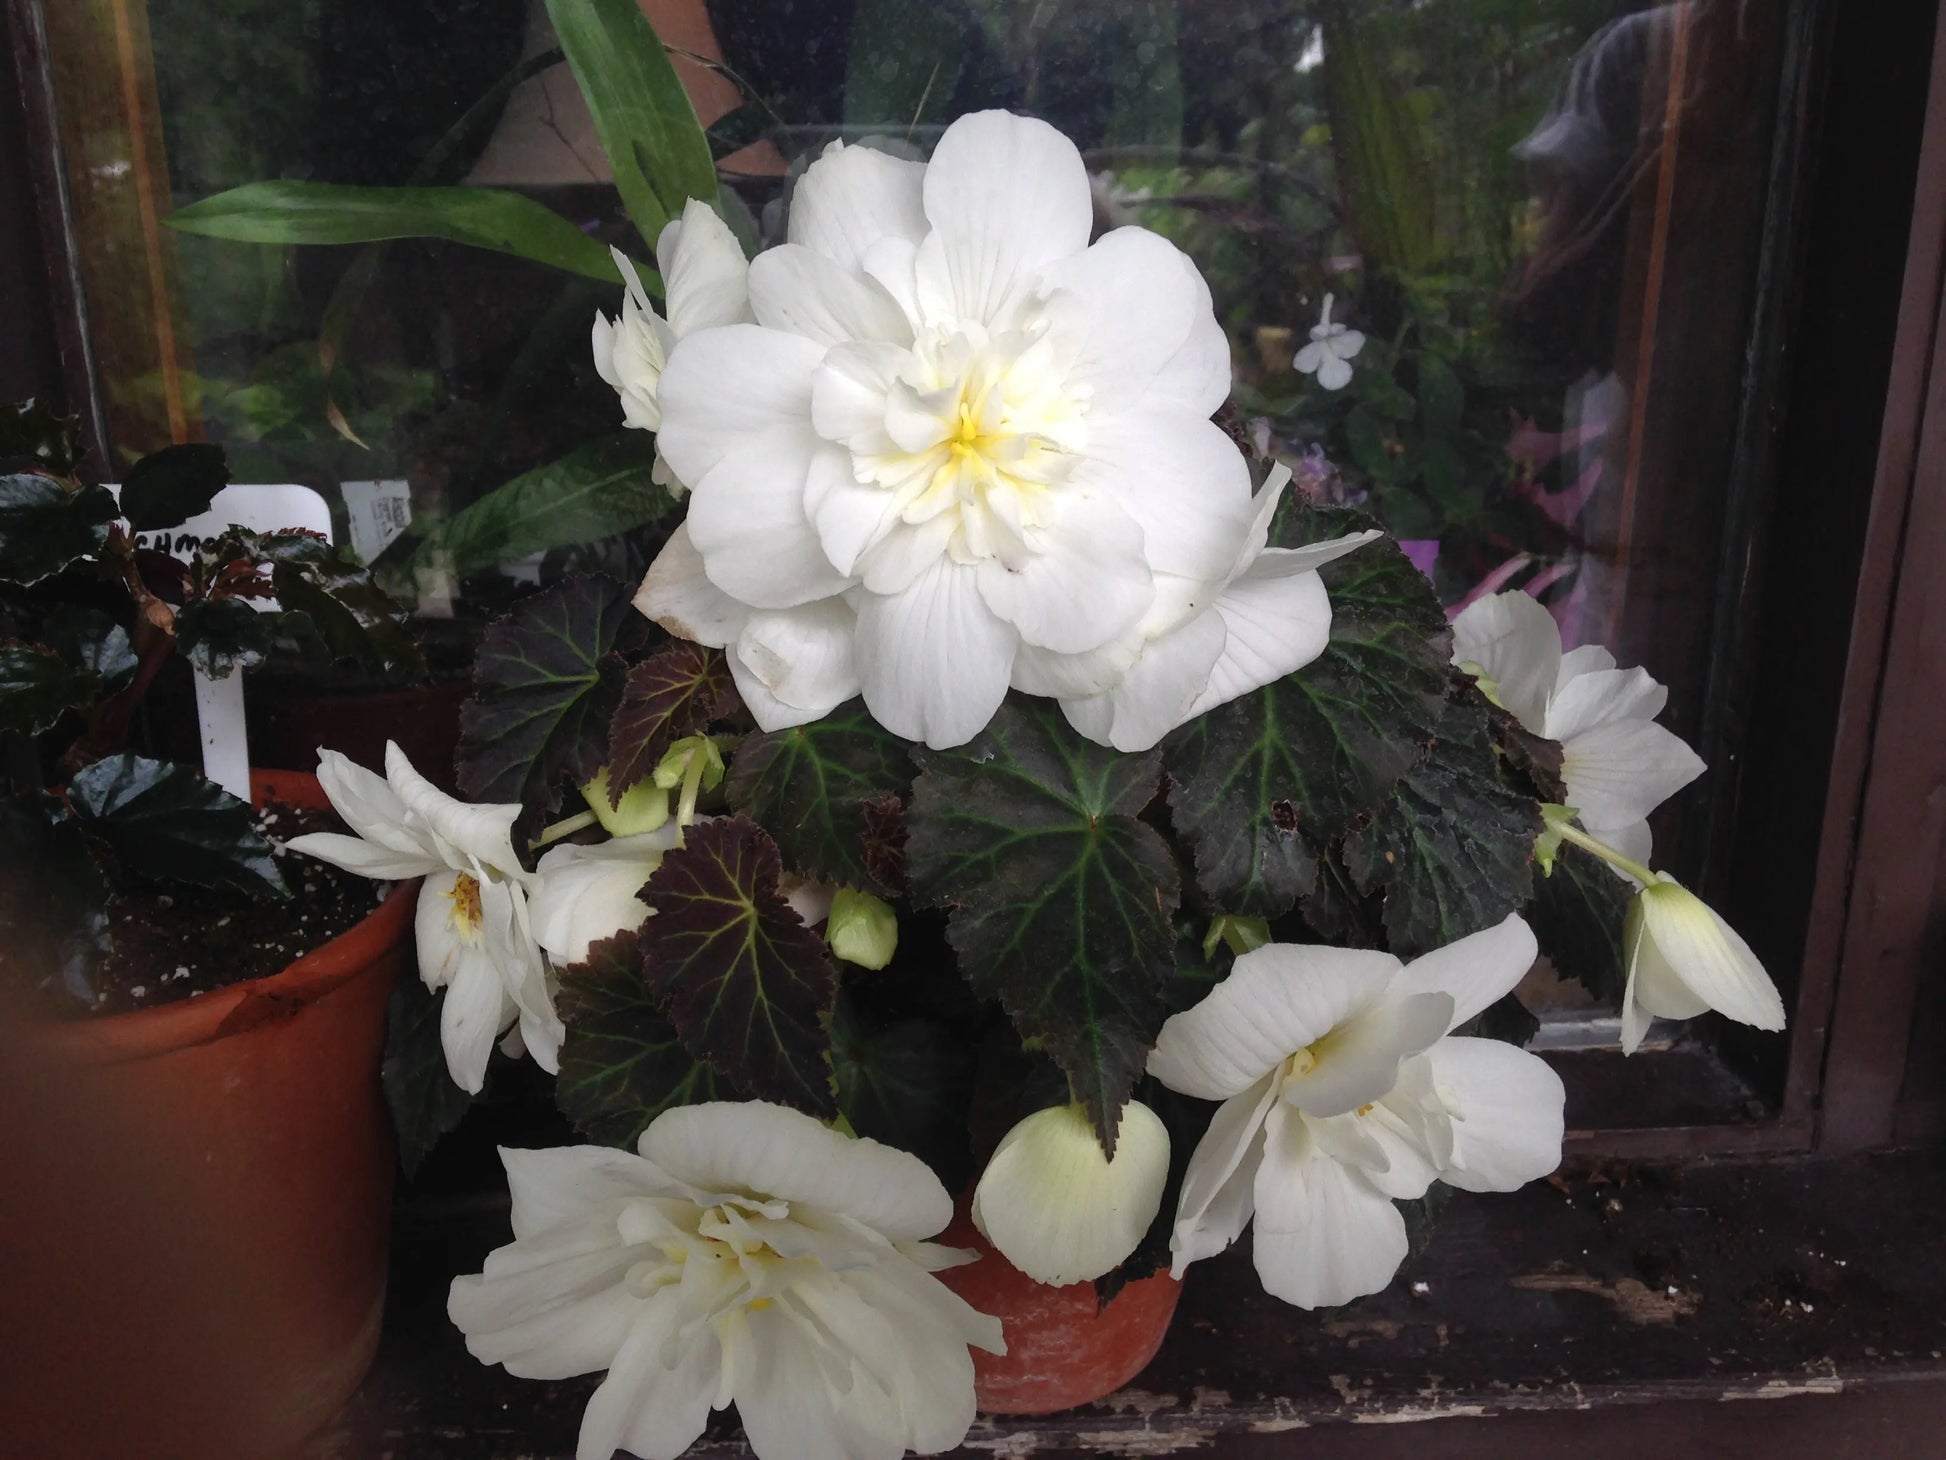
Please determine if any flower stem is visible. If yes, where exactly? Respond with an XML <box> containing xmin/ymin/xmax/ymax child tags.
<box><xmin>676</xmin><ymin>752</ymin><xmax>707</xmax><ymax>828</ymax></box>
<box><xmin>532</xmin><ymin>809</ymin><xmax>599</xmax><ymax>849</ymax></box>
<box><xmin>1553</xmin><ymin>821</ymin><xmax>1657</xmax><ymax>886</ymax></box>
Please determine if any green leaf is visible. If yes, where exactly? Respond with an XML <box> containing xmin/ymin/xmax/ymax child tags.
<box><xmin>905</xmin><ymin>699</ymin><xmax>1179</xmax><ymax>1153</ymax></box>
<box><xmin>637</xmin><ymin>816</ymin><xmax>839</xmax><ymax>1118</ymax></box>
<box><xmin>1343</xmin><ymin>699</ymin><xmax>1543</xmax><ymax>958</ymax></box>
<box><xmin>174</xmin><ymin>598</ymin><xmax>279</xmax><ymax>679</ymax></box>
<box><xmin>724</xmin><ymin>699</ymin><xmax>914</xmax><ymax>896</ymax></box>
<box><xmin>426</xmin><ymin>435</ymin><xmax>682</xmax><ymax>580</ymax></box>
<box><xmin>1163</xmin><ymin>509</ymin><xmax>1450</xmax><ymax>918</ymax></box>
<box><xmin>45</xmin><ymin>610</ymin><xmax>136</xmax><ymax>687</ymax></box>
<box><xmin>456</xmin><ymin>574</ymin><xmax>640</xmax><ymax>840</ymax></box>
<box><xmin>0</xmin><ymin>641</ymin><xmax>101</xmax><ymax>734</ymax></box>
<box><xmin>605</xmin><ymin>641</ymin><xmax>738</xmax><ymax>801</ymax></box>
<box><xmin>545</xmin><ymin>0</ymin><xmax>719</xmax><ymax>244</ymax></box>
<box><xmin>381</xmin><ymin>977</ymin><xmax>476</xmax><ymax>1177</ymax></box>
<box><xmin>270</xmin><ymin>538</ymin><xmax>423</xmax><ymax>677</ymax></box>
<box><xmin>169</xmin><ymin>182</ymin><xmax>626</xmax><ymax>284</ymax></box>
<box><xmin>66</xmin><ymin>753</ymin><xmax>288</xmax><ymax>899</ymax></box>
<box><xmin>0</xmin><ymin>474</ymin><xmax>118</xmax><ymax>586</ymax></box>
<box><xmin>557</xmin><ymin>928</ymin><xmax>731</xmax><ymax>1148</ymax></box>
<box><xmin>1417</xmin><ymin>355</ymin><xmax>1465</xmax><ymax>437</ymax></box>
<box><xmin>1419</xmin><ymin>438</ymin><xmax>1467</xmax><ymax>512</ymax></box>
<box><xmin>830</xmin><ymin>996</ymin><xmax>976</xmax><ymax>1190</ymax></box>
<box><xmin>118</xmin><ymin>442</ymin><xmax>229</xmax><ymax>532</ymax></box>
<box><xmin>0</xmin><ymin>399</ymin><xmax>85</xmax><ymax>475</ymax></box>
<box><xmin>1527</xmin><ymin>842</ymin><xmax>1633</xmax><ymax>1004</ymax></box>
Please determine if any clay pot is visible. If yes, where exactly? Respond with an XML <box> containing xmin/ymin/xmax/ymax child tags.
<box><xmin>0</xmin><ymin>770</ymin><xmax>415</xmax><ymax>1460</ymax></box>
<box><xmin>935</xmin><ymin>1208</ymin><xmax>1184</xmax><ymax>1415</ymax></box>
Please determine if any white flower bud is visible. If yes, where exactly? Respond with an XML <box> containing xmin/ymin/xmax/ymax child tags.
<box><xmin>1622</xmin><ymin>874</ymin><xmax>1786</xmax><ymax>1054</ymax></box>
<box><xmin>826</xmin><ymin>888</ymin><xmax>898</xmax><ymax>969</ymax></box>
<box><xmin>581</xmin><ymin>767</ymin><xmax>671</xmax><ymax>838</ymax></box>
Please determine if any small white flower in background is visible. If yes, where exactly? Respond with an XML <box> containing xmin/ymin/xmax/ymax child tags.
<box><xmin>1149</xmin><ymin>915</ymin><xmax>1562</xmax><ymax>1310</ymax></box>
<box><xmin>592</xmin><ymin>200</ymin><xmax>753</xmax><ymax>493</ymax></box>
<box><xmin>448</xmin><ymin>1101</ymin><xmax>1004</xmax><ymax>1460</ymax></box>
<box><xmin>971</xmin><ymin>1100</ymin><xmax>1170</xmax><ymax>1287</ymax></box>
<box><xmin>633</xmin><ymin>109</ymin><xmax>1372</xmax><ymax>751</ymax></box>
<box><xmin>530</xmin><ymin>826</ymin><xmax>684</xmax><ymax>966</ymax></box>
<box><xmin>1623</xmin><ymin>875</ymin><xmax>1786</xmax><ymax>1055</ymax></box>
<box><xmin>289</xmin><ymin>743</ymin><xmax>560</xmax><ymax>1093</ymax></box>
<box><xmin>1452</xmin><ymin>590</ymin><xmax>1703</xmax><ymax>871</ymax></box>
<box><xmin>1292</xmin><ymin>293</ymin><xmax>1365</xmax><ymax>391</ymax></box>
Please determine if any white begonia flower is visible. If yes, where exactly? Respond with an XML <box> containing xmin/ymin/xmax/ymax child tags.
<box><xmin>1622</xmin><ymin>874</ymin><xmax>1786</xmax><ymax>1055</ymax></box>
<box><xmin>530</xmin><ymin>826</ymin><xmax>684</xmax><ymax>966</ymax></box>
<box><xmin>1452</xmin><ymin>590</ymin><xmax>1704</xmax><ymax>870</ymax></box>
<box><xmin>970</xmin><ymin>1100</ymin><xmax>1171</xmax><ymax>1287</ymax></box>
<box><xmin>289</xmin><ymin>743</ymin><xmax>559</xmax><ymax>1093</ymax></box>
<box><xmin>1292</xmin><ymin>293</ymin><xmax>1365</xmax><ymax>391</ymax></box>
<box><xmin>592</xmin><ymin>200</ymin><xmax>753</xmax><ymax>492</ymax></box>
<box><xmin>1148</xmin><ymin>915</ymin><xmax>1563</xmax><ymax>1310</ymax></box>
<box><xmin>448</xmin><ymin>1101</ymin><xmax>1005</xmax><ymax>1460</ymax></box>
<box><xmin>633</xmin><ymin>110</ymin><xmax>1374</xmax><ymax>751</ymax></box>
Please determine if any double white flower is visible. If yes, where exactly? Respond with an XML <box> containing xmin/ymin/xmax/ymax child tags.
<box><xmin>449</xmin><ymin>1101</ymin><xmax>1004</xmax><ymax>1460</ymax></box>
<box><xmin>1452</xmin><ymin>590</ymin><xmax>1703</xmax><ymax>868</ymax></box>
<box><xmin>629</xmin><ymin>109</ymin><xmax>1373</xmax><ymax>751</ymax></box>
<box><xmin>1149</xmin><ymin>916</ymin><xmax>1563</xmax><ymax>1310</ymax></box>
<box><xmin>289</xmin><ymin>743</ymin><xmax>561</xmax><ymax>1093</ymax></box>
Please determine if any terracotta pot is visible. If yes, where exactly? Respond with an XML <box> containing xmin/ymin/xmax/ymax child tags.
<box><xmin>0</xmin><ymin>770</ymin><xmax>415</xmax><ymax>1460</ymax></box>
<box><xmin>935</xmin><ymin>1207</ymin><xmax>1184</xmax><ymax>1415</ymax></box>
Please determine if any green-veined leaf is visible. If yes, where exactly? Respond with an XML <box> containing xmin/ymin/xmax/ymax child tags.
<box><xmin>0</xmin><ymin>642</ymin><xmax>100</xmax><ymax>735</ymax></box>
<box><xmin>169</xmin><ymin>181</ymin><xmax>624</xmax><ymax>283</ymax></box>
<box><xmin>545</xmin><ymin>0</ymin><xmax>719</xmax><ymax>244</ymax></box>
<box><xmin>66</xmin><ymin>753</ymin><xmax>288</xmax><ymax>899</ymax></box>
<box><xmin>830</xmin><ymin>995</ymin><xmax>976</xmax><ymax>1190</ymax></box>
<box><xmin>604</xmin><ymin>641</ymin><xmax>737</xmax><ymax>800</ymax></box>
<box><xmin>0</xmin><ymin>474</ymin><xmax>118</xmax><ymax>586</ymax></box>
<box><xmin>1528</xmin><ymin>841</ymin><xmax>1633</xmax><ymax>1004</ymax></box>
<box><xmin>906</xmin><ymin>699</ymin><xmax>1179</xmax><ymax>1153</ymax></box>
<box><xmin>724</xmin><ymin>699</ymin><xmax>914</xmax><ymax>896</ymax></box>
<box><xmin>557</xmin><ymin>928</ymin><xmax>732</xmax><ymax>1147</ymax></box>
<box><xmin>1163</xmin><ymin>507</ymin><xmax>1449</xmax><ymax>918</ymax></box>
<box><xmin>637</xmin><ymin>816</ymin><xmax>838</xmax><ymax>1118</ymax></box>
<box><xmin>381</xmin><ymin>977</ymin><xmax>476</xmax><ymax>1177</ymax></box>
<box><xmin>45</xmin><ymin>610</ymin><xmax>136</xmax><ymax>688</ymax></box>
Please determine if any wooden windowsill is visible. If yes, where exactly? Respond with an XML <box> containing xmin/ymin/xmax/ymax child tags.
<box><xmin>304</xmin><ymin>1150</ymin><xmax>1946</xmax><ymax>1458</ymax></box>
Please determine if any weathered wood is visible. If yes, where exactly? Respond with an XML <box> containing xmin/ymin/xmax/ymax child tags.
<box><xmin>303</xmin><ymin>1152</ymin><xmax>1946</xmax><ymax>1458</ymax></box>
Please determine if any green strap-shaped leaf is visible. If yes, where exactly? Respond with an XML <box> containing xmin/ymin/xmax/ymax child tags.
<box><xmin>1527</xmin><ymin>841</ymin><xmax>1634</xmax><ymax>1005</ymax></box>
<box><xmin>638</xmin><ymin>816</ymin><xmax>839</xmax><ymax>1118</ymax></box>
<box><xmin>557</xmin><ymin>928</ymin><xmax>732</xmax><ymax>1147</ymax></box>
<box><xmin>425</xmin><ymin>435</ymin><xmax>681</xmax><ymax>580</ymax></box>
<box><xmin>168</xmin><ymin>182</ymin><xmax>624</xmax><ymax>283</ymax></box>
<box><xmin>0</xmin><ymin>642</ymin><xmax>100</xmax><ymax>735</ymax></box>
<box><xmin>0</xmin><ymin>474</ymin><xmax>118</xmax><ymax>587</ymax></box>
<box><xmin>174</xmin><ymin>598</ymin><xmax>280</xmax><ymax>680</ymax></box>
<box><xmin>546</xmin><ymin>0</ymin><xmax>720</xmax><ymax>245</ymax></box>
<box><xmin>1163</xmin><ymin>505</ymin><xmax>1450</xmax><ymax>918</ymax></box>
<box><xmin>723</xmin><ymin>699</ymin><xmax>915</xmax><ymax>896</ymax></box>
<box><xmin>456</xmin><ymin>574</ymin><xmax>641</xmax><ymax>841</ymax></box>
<box><xmin>119</xmin><ymin>443</ymin><xmax>229</xmax><ymax>533</ymax></box>
<box><xmin>1342</xmin><ymin>698</ymin><xmax>1543</xmax><ymax>958</ymax></box>
<box><xmin>381</xmin><ymin>977</ymin><xmax>477</xmax><ymax>1177</ymax></box>
<box><xmin>66</xmin><ymin>753</ymin><xmax>288</xmax><ymax>899</ymax></box>
<box><xmin>605</xmin><ymin>641</ymin><xmax>738</xmax><ymax>800</ymax></box>
<box><xmin>906</xmin><ymin>699</ymin><xmax>1179</xmax><ymax>1153</ymax></box>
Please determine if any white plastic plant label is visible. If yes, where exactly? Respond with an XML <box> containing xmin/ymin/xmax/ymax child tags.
<box><xmin>341</xmin><ymin>478</ymin><xmax>413</xmax><ymax>565</ymax></box>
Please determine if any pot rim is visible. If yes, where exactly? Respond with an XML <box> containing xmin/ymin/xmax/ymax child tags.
<box><xmin>33</xmin><ymin>767</ymin><xmax>416</xmax><ymax>1066</ymax></box>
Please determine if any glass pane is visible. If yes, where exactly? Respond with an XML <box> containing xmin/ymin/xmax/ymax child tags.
<box><xmin>38</xmin><ymin>0</ymin><xmax>1801</xmax><ymax>1049</ymax></box>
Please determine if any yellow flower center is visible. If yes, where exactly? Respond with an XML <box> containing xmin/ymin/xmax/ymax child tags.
<box><xmin>447</xmin><ymin>872</ymin><xmax>484</xmax><ymax>939</ymax></box>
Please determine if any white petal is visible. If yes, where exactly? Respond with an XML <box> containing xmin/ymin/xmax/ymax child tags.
<box><xmin>1557</xmin><ymin>643</ymin><xmax>1617</xmax><ymax>681</ymax></box>
<box><xmin>449</xmin><ymin>1246</ymin><xmax>645</xmax><ymax>1384</ymax></box>
<box><xmin>805</xmin><ymin>445</ymin><xmax>899</xmax><ymax>575</ymax></box>
<box><xmin>576</xmin><ymin>1295</ymin><xmax>720</xmax><ymax>1460</ymax></box>
<box><xmin>970</xmin><ymin>1101</ymin><xmax>1170</xmax><ymax>1286</ymax></box>
<box><xmin>1058</xmin><ymin>604</ymin><xmax>1227</xmax><ymax>752</ymax></box>
<box><xmin>1042</xmin><ymin>227</ymin><xmax>1213</xmax><ymax>416</ymax></box>
<box><xmin>655</xmin><ymin>323</ymin><xmax>825</xmax><ymax>488</ymax></box>
<box><xmin>1585</xmin><ymin>816</ymin><xmax>1654</xmax><ymax>876</ymax></box>
<box><xmin>732</xmin><ymin>597</ymin><xmax>862</xmax><ymax>725</ymax></box>
<box><xmin>1332</xmin><ymin>329</ymin><xmax>1366</xmax><ymax>359</ymax></box>
<box><xmin>386</xmin><ymin>741</ymin><xmax>523</xmax><ymax>873</ymax></box>
<box><xmin>1281</xmin><ymin>991</ymin><xmax>1453</xmax><ymax>1119</ymax></box>
<box><xmin>747</xmin><ymin>242</ymin><xmax>913</xmax><ymax>347</ymax></box>
<box><xmin>639</xmin><ymin>1101</ymin><xmax>953</xmax><ymax>1242</ymax></box>
<box><xmin>1429</xmin><ymin>1038</ymin><xmax>1565</xmax><ymax>1193</ymax></box>
<box><xmin>1067</xmin><ymin>408</ymin><xmax>1255</xmax><ymax>582</ymax></box>
<box><xmin>1148</xmin><ymin>944</ymin><xmax>1404</xmax><ymax>1101</ymax></box>
<box><xmin>1543</xmin><ymin>663</ymin><xmax>1667</xmax><ymax>741</ymax></box>
<box><xmin>634</xmin><ymin>522</ymin><xmax>753</xmax><ymax>648</ymax></box>
<box><xmin>855</xmin><ymin>515</ymin><xmax>958</xmax><ymax>597</ymax></box>
<box><xmin>1314</xmin><ymin>352</ymin><xmax>1354</xmax><ymax>390</ymax></box>
<box><xmin>789</xmin><ymin>141</ymin><xmax>930</xmax><ymax>274</ymax></box>
<box><xmin>1169</xmin><ymin>1074</ymin><xmax>1277</xmax><ymax>1276</ymax></box>
<box><xmin>285</xmin><ymin>829</ymin><xmax>439</xmax><ymax>882</ymax></box>
<box><xmin>434</xmin><ymin>957</ymin><xmax>513</xmax><ymax>1094</ymax></box>
<box><xmin>312</xmin><ymin>747</ymin><xmax>432</xmax><ymax>862</ymax></box>
<box><xmin>810</xmin><ymin>340</ymin><xmax>906</xmax><ymax>454</ymax></box>
<box><xmin>1399</xmin><ymin>912</ymin><xmax>1539</xmax><ymax>1031</ymax></box>
<box><xmin>733</xmin><ymin>1307</ymin><xmax>875</xmax><ymax>1460</ymax></box>
<box><xmin>1633</xmin><ymin>877</ymin><xmax>1786</xmax><ymax>1032</ymax></box>
<box><xmin>657</xmin><ymin>199</ymin><xmax>752</xmax><ymax>337</ymax></box>
<box><xmin>1146</xmin><ymin>255</ymin><xmax>1233</xmax><ymax>417</ymax></box>
<box><xmin>1293</xmin><ymin>340</ymin><xmax>1326</xmax><ymax>375</ymax></box>
<box><xmin>500</xmin><ymin>1144</ymin><xmax>668</xmax><ymax>1238</ymax></box>
<box><xmin>1251</xmin><ymin>1106</ymin><xmax>1408</xmax><ymax>1309</ymax></box>
<box><xmin>530</xmin><ymin>833</ymin><xmax>677</xmax><ymax>966</ymax></box>
<box><xmin>1561</xmin><ymin>719</ymin><xmax>1705</xmax><ymax>833</ymax></box>
<box><xmin>974</xmin><ymin>494</ymin><xmax>1154</xmax><ymax>654</ymax></box>
<box><xmin>1240</xmin><ymin>529</ymin><xmax>1384</xmax><ymax>582</ymax></box>
<box><xmin>1449</xmin><ymin>591</ymin><xmax>1561</xmax><ymax>731</ymax></box>
<box><xmin>916</xmin><ymin>110</ymin><xmax>1092</xmax><ymax>327</ymax></box>
<box><xmin>853</xmin><ymin>557</ymin><xmax>1016</xmax><ymax>748</ymax></box>
<box><xmin>686</xmin><ymin>428</ymin><xmax>854</xmax><ymax>610</ymax></box>
<box><xmin>1011</xmin><ymin>630</ymin><xmax>1144</xmax><ymax>700</ymax></box>
<box><xmin>1182</xmin><ymin>569</ymin><xmax>1331</xmax><ymax>721</ymax></box>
